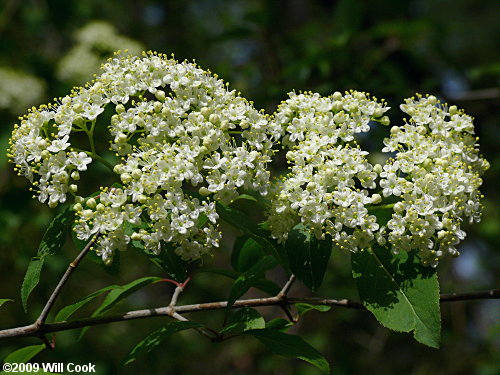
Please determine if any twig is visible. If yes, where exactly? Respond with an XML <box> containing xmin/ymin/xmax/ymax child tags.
<box><xmin>0</xmin><ymin>289</ymin><xmax>497</xmax><ymax>340</ymax></box>
<box><xmin>36</xmin><ymin>235</ymin><xmax>96</xmax><ymax>325</ymax></box>
<box><xmin>165</xmin><ymin>278</ymin><xmax>219</xmax><ymax>341</ymax></box>
<box><xmin>277</xmin><ymin>274</ymin><xmax>297</xmax><ymax>322</ymax></box>
<box><xmin>277</xmin><ymin>274</ymin><xmax>296</xmax><ymax>299</ymax></box>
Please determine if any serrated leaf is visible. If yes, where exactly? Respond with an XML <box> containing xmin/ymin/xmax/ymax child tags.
<box><xmin>0</xmin><ymin>298</ymin><xmax>13</xmax><ymax>309</ymax></box>
<box><xmin>285</xmin><ymin>224</ymin><xmax>332</xmax><ymax>291</ymax></box>
<box><xmin>221</xmin><ymin>307</ymin><xmax>265</xmax><ymax>334</ymax></box>
<box><xmin>21</xmin><ymin>207</ymin><xmax>73</xmax><ymax>312</ymax></box>
<box><xmin>352</xmin><ymin>246</ymin><xmax>441</xmax><ymax>348</ymax></box>
<box><xmin>53</xmin><ymin>285</ymin><xmax>119</xmax><ymax>322</ymax></box>
<box><xmin>295</xmin><ymin>303</ymin><xmax>331</xmax><ymax>316</ymax></box>
<box><xmin>123</xmin><ymin>321</ymin><xmax>203</xmax><ymax>365</ymax></box>
<box><xmin>227</xmin><ymin>255</ymin><xmax>278</xmax><ymax>310</ymax></box>
<box><xmin>3</xmin><ymin>344</ymin><xmax>45</xmax><ymax>364</ymax></box>
<box><xmin>245</xmin><ymin>329</ymin><xmax>330</xmax><ymax>373</ymax></box>
<box><xmin>231</xmin><ymin>235</ymin><xmax>266</xmax><ymax>272</ymax></box>
<box><xmin>20</xmin><ymin>258</ymin><xmax>44</xmax><ymax>312</ymax></box>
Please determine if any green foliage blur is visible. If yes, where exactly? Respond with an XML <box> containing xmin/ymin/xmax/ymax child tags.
<box><xmin>0</xmin><ymin>1</ymin><xmax>498</xmax><ymax>374</ymax></box>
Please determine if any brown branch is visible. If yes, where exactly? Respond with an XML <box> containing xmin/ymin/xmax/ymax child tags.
<box><xmin>0</xmin><ymin>288</ymin><xmax>497</xmax><ymax>340</ymax></box>
<box><xmin>36</xmin><ymin>235</ymin><xmax>96</xmax><ymax>325</ymax></box>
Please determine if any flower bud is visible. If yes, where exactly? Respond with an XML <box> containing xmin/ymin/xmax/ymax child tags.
<box><xmin>96</xmin><ymin>203</ymin><xmax>105</xmax><ymax>212</ymax></box>
<box><xmin>131</xmin><ymin>169</ymin><xmax>142</xmax><ymax>180</ymax></box>
<box><xmin>155</xmin><ymin>90</ymin><xmax>166</xmax><ymax>102</ymax></box>
<box><xmin>154</xmin><ymin>101</ymin><xmax>162</xmax><ymax>113</ymax></box>
<box><xmin>371</xmin><ymin>194</ymin><xmax>382</xmax><ymax>204</ymax></box>
<box><xmin>86</xmin><ymin>197</ymin><xmax>96</xmax><ymax>209</ymax></box>
<box><xmin>116</xmin><ymin>104</ymin><xmax>125</xmax><ymax>113</ymax></box>
<box><xmin>417</xmin><ymin>125</ymin><xmax>427</xmax><ymax>135</ymax></box>
<box><xmin>73</xmin><ymin>203</ymin><xmax>83</xmax><ymax>212</ymax></box>
<box><xmin>394</xmin><ymin>202</ymin><xmax>405</xmax><ymax>213</ymax></box>
<box><xmin>120</xmin><ymin>173</ymin><xmax>132</xmax><ymax>184</ymax></box>
<box><xmin>373</xmin><ymin>164</ymin><xmax>383</xmax><ymax>174</ymax></box>
<box><xmin>73</xmin><ymin>103</ymin><xmax>83</xmax><ymax>113</ymax></box>
<box><xmin>131</xmin><ymin>232</ymin><xmax>142</xmax><ymax>241</ymax></box>
<box><xmin>41</xmin><ymin>150</ymin><xmax>50</xmax><ymax>159</ymax></box>
<box><xmin>427</xmin><ymin>95</ymin><xmax>437</xmax><ymax>105</ymax></box>
<box><xmin>75</xmin><ymin>196</ymin><xmax>84</xmax><ymax>204</ymax></box>
<box><xmin>449</xmin><ymin>105</ymin><xmax>458</xmax><ymax>116</ymax></box>
<box><xmin>332</xmin><ymin>92</ymin><xmax>342</xmax><ymax>101</ymax></box>
<box><xmin>380</xmin><ymin>116</ymin><xmax>390</xmax><ymax>126</ymax></box>
<box><xmin>71</xmin><ymin>171</ymin><xmax>80</xmax><ymax>180</ymax></box>
<box><xmin>137</xmin><ymin>194</ymin><xmax>148</xmax><ymax>203</ymax></box>
<box><xmin>199</xmin><ymin>186</ymin><xmax>211</xmax><ymax>197</ymax></box>
<box><xmin>69</xmin><ymin>184</ymin><xmax>78</xmax><ymax>193</ymax></box>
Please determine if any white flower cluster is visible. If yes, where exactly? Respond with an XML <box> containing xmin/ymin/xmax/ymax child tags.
<box><xmin>9</xmin><ymin>52</ymin><xmax>280</xmax><ymax>263</ymax></box>
<box><xmin>9</xmin><ymin>51</ymin><xmax>488</xmax><ymax>267</ymax></box>
<box><xmin>0</xmin><ymin>67</ymin><xmax>45</xmax><ymax>114</ymax></box>
<box><xmin>379</xmin><ymin>95</ymin><xmax>489</xmax><ymax>266</ymax></box>
<box><xmin>267</xmin><ymin>91</ymin><xmax>390</xmax><ymax>252</ymax></box>
<box><xmin>57</xmin><ymin>21</ymin><xmax>144</xmax><ymax>85</ymax></box>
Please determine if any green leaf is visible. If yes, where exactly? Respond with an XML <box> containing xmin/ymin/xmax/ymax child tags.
<box><xmin>53</xmin><ymin>285</ymin><xmax>119</xmax><ymax>322</ymax></box>
<box><xmin>20</xmin><ymin>258</ymin><xmax>44</xmax><ymax>313</ymax></box>
<box><xmin>285</xmin><ymin>224</ymin><xmax>332</xmax><ymax>292</ymax></box>
<box><xmin>232</xmin><ymin>194</ymin><xmax>258</xmax><ymax>203</ymax></box>
<box><xmin>227</xmin><ymin>255</ymin><xmax>278</xmax><ymax>309</ymax></box>
<box><xmin>352</xmin><ymin>246</ymin><xmax>441</xmax><ymax>348</ymax></box>
<box><xmin>245</xmin><ymin>329</ymin><xmax>330</xmax><ymax>373</ymax></box>
<box><xmin>79</xmin><ymin>276</ymin><xmax>161</xmax><ymax>338</ymax></box>
<box><xmin>37</xmin><ymin>206</ymin><xmax>73</xmax><ymax>258</ymax></box>
<box><xmin>21</xmin><ymin>207</ymin><xmax>73</xmax><ymax>312</ymax></box>
<box><xmin>295</xmin><ymin>303</ymin><xmax>331</xmax><ymax>316</ymax></box>
<box><xmin>231</xmin><ymin>235</ymin><xmax>266</xmax><ymax>272</ymax></box>
<box><xmin>3</xmin><ymin>344</ymin><xmax>45</xmax><ymax>364</ymax></box>
<box><xmin>198</xmin><ymin>268</ymin><xmax>281</xmax><ymax>295</ymax></box>
<box><xmin>92</xmin><ymin>276</ymin><xmax>161</xmax><ymax>316</ymax></box>
<box><xmin>221</xmin><ymin>307</ymin><xmax>265</xmax><ymax>334</ymax></box>
<box><xmin>0</xmin><ymin>298</ymin><xmax>13</xmax><ymax>309</ymax></box>
<box><xmin>146</xmin><ymin>243</ymin><xmax>189</xmax><ymax>282</ymax></box>
<box><xmin>216</xmin><ymin>203</ymin><xmax>281</xmax><ymax>261</ymax></box>
<box><xmin>265</xmin><ymin>318</ymin><xmax>293</xmax><ymax>331</ymax></box>
<box><xmin>123</xmin><ymin>321</ymin><xmax>203</xmax><ymax>365</ymax></box>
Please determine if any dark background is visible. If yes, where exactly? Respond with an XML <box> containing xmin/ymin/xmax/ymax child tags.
<box><xmin>0</xmin><ymin>1</ymin><xmax>498</xmax><ymax>374</ymax></box>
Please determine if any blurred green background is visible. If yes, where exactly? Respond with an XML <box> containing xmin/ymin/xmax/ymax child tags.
<box><xmin>0</xmin><ymin>0</ymin><xmax>498</xmax><ymax>374</ymax></box>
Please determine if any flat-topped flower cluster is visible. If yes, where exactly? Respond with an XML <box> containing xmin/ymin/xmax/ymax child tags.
<box><xmin>8</xmin><ymin>52</ymin><xmax>489</xmax><ymax>266</ymax></box>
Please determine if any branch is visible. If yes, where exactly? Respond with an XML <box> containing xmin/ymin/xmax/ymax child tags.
<box><xmin>0</xmin><ymin>288</ymin><xmax>497</xmax><ymax>340</ymax></box>
<box><xmin>36</xmin><ymin>235</ymin><xmax>96</xmax><ymax>325</ymax></box>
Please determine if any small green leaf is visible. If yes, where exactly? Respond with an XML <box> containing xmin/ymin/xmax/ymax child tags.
<box><xmin>198</xmin><ymin>268</ymin><xmax>281</xmax><ymax>295</ymax></box>
<box><xmin>21</xmin><ymin>207</ymin><xmax>73</xmax><ymax>312</ymax></box>
<box><xmin>79</xmin><ymin>276</ymin><xmax>161</xmax><ymax>338</ymax></box>
<box><xmin>227</xmin><ymin>255</ymin><xmax>278</xmax><ymax>309</ymax></box>
<box><xmin>123</xmin><ymin>321</ymin><xmax>202</xmax><ymax>365</ymax></box>
<box><xmin>232</xmin><ymin>194</ymin><xmax>258</xmax><ymax>203</ymax></box>
<box><xmin>92</xmin><ymin>276</ymin><xmax>161</xmax><ymax>316</ymax></box>
<box><xmin>352</xmin><ymin>246</ymin><xmax>441</xmax><ymax>348</ymax></box>
<box><xmin>231</xmin><ymin>235</ymin><xmax>266</xmax><ymax>272</ymax></box>
<box><xmin>3</xmin><ymin>344</ymin><xmax>45</xmax><ymax>364</ymax></box>
<box><xmin>0</xmin><ymin>298</ymin><xmax>13</xmax><ymax>309</ymax></box>
<box><xmin>37</xmin><ymin>206</ymin><xmax>73</xmax><ymax>258</ymax></box>
<box><xmin>147</xmin><ymin>243</ymin><xmax>189</xmax><ymax>282</ymax></box>
<box><xmin>245</xmin><ymin>329</ymin><xmax>330</xmax><ymax>373</ymax></box>
<box><xmin>265</xmin><ymin>318</ymin><xmax>293</xmax><ymax>331</ymax></box>
<box><xmin>295</xmin><ymin>303</ymin><xmax>331</xmax><ymax>316</ymax></box>
<box><xmin>285</xmin><ymin>224</ymin><xmax>332</xmax><ymax>291</ymax></box>
<box><xmin>20</xmin><ymin>258</ymin><xmax>44</xmax><ymax>312</ymax></box>
<box><xmin>53</xmin><ymin>285</ymin><xmax>119</xmax><ymax>322</ymax></box>
<box><xmin>221</xmin><ymin>307</ymin><xmax>265</xmax><ymax>334</ymax></box>
<box><xmin>217</xmin><ymin>203</ymin><xmax>281</xmax><ymax>260</ymax></box>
